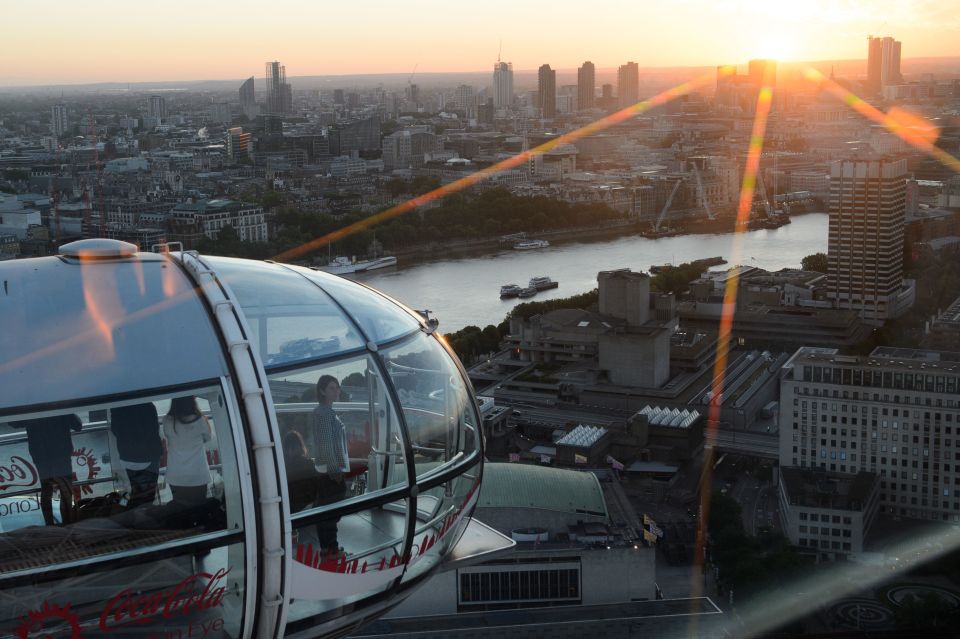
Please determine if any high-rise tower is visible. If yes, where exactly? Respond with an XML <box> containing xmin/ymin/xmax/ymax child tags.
<box><xmin>149</xmin><ymin>95</ymin><xmax>166</xmax><ymax>119</ymax></box>
<box><xmin>239</xmin><ymin>76</ymin><xmax>256</xmax><ymax>113</ymax></box>
<box><xmin>577</xmin><ymin>61</ymin><xmax>595</xmax><ymax>111</ymax></box>
<box><xmin>537</xmin><ymin>64</ymin><xmax>557</xmax><ymax>118</ymax></box>
<box><xmin>617</xmin><ymin>61</ymin><xmax>639</xmax><ymax>109</ymax></box>
<box><xmin>493</xmin><ymin>61</ymin><xmax>513</xmax><ymax>109</ymax></box>
<box><xmin>266</xmin><ymin>61</ymin><xmax>292</xmax><ymax>114</ymax></box>
<box><xmin>827</xmin><ymin>154</ymin><xmax>911</xmax><ymax>321</ymax></box>
<box><xmin>51</xmin><ymin>104</ymin><xmax>68</xmax><ymax>138</ymax></box>
<box><xmin>866</xmin><ymin>36</ymin><xmax>901</xmax><ymax>92</ymax></box>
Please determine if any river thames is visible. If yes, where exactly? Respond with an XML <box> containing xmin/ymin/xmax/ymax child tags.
<box><xmin>354</xmin><ymin>213</ymin><xmax>829</xmax><ymax>333</ymax></box>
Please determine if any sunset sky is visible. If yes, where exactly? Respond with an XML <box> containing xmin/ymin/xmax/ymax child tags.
<box><xmin>3</xmin><ymin>0</ymin><xmax>958</xmax><ymax>86</ymax></box>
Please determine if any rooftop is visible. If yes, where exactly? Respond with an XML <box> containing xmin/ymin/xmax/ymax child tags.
<box><xmin>478</xmin><ymin>463</ymin><xmax>608</xmax><ymax>518</ymax></box>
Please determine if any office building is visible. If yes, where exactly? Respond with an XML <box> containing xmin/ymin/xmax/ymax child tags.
<box><xmin>578</xmin><ymin>61</ymin><xmax>595</xmax><ymax>110</ymax></box>
<box><xmin>779</xmin><ymin>346</ymin><xmax>960</xmax><ymax>529</ymax></box>
<box><xmin>867</xmin><ymin>36</ymin><xmax>902</xmax><ymax>92</ymax></box>
<box><xmin>455</xmin><ymin>84</ymin><xmax>475</xmax><ymax>116</ymax></box>
<box><xmin>239</xmin><ymin>76</ymin><xmax>257</xmax><ymax>117</ymax></box>
<box><xmin>537</xmin><ymin>64</ymin><xmax>557</xmax><ymax>118</ymax></box>
<box><xmin>493</xmin><ymin>61</ymin><xmax>513</xmax><ymax>109</ymax></box>
<box><xmin>826</xmin><ymin>155</ymin><xmax>914</xmax><ymax>321</ymax></box>
<box><xmin>226</xmin><ymin>127</ymin><xmax>251</xmax><ymax>162</ymax></box>
<box><xmin>50</xmin><ymin>104</ymin><xmax>68</xmax><ymax>138</ymax></box>
<box><xmin>149</xmin><ymin>95</ymin><xmax>167</xmax><ymax>120</ymax></box>
<box><xmin>617</xmin><ymin>61</ymin><xmax>639</xmax><ymax>109</ymax></box>
<box><xmin>265</xmin><ymin>61</ymin><xmax>293</xmax><ymax>115</ymax></box>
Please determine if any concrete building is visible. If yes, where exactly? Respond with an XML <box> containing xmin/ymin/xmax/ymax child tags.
<box><xmin>577</xmin><ymin>61</ymin><xmax>595</xmax><ymax>111</ymax></box>
<box><xmin>617</xmin><ymin>62</ymin><xmax>639</xmax><ymax>109</ymax></box>
<box><xmin>537</xmin><ymin>64</ymin><xmax>557</xmax><ymax>118</ymax></box>
<box><xmin>454</xmin><ymin>84</ymin><xmax>475</xmax><ymax>117</ymax></box>
<box><xmin>50</xmin><ymin>104</ymin><xmax>68</xmax><ymax>138</ymax></box>
<box><xmin>827</xmin><ymin>155</ymin><xmax>914</xmax><ymax>322</ymax></box>
<box><xmin>779</xmin><ymin>346</ymin><xmax>960</xmax><ymax>524</ymax></box>
<box><xmin>492</xmin><ymin>61</ymin><xmax>513</xmax><ymax>109</ymax></box>
<box><xmin>385</xmin><ymin>463</ymin><xmax>657</xmax><ymax>624</ymax></box>
<box><xmin>921</xmin><ymin>295</ymin><xmax>960</xmax><ymax>351</ymax></box>
<box><xmin>778</xmin><ymin>467</ymin><xmax>880</xmax><ymax>559</ymax></box>
<box><xmin>226</xmin><ymin>127</ymin><xmax>251</xmax><ymax>162</ymax></box>
<box><xmin>170</xmin><ymin>198</ymin><xmax>267</xmax><ymax>245</ymax></box>
<box><xmin>507</xmin><ymin>269</ymin><xmax>675</xmax><ymax>389</ymax></box>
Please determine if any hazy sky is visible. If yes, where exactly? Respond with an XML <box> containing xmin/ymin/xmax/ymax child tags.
<box><xmin>3</xmin><ymin>0</ymin><xmax>958</xmax><ymax>85</ymax></box>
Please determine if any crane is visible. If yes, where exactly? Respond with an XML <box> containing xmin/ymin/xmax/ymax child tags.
<box><xmin>692</xmin><ymin>163</ymin><xmax>715</xmax><ymax>221</ymax></box>
<box><xmin>653</xmin><ymin>179</ymin><xmax>682</xmax><ymax>233</ymax></box>
<box><xmin>755</xmin><ymin>171</ymin><xmax>773</xmax><ymax>218</ymax></box>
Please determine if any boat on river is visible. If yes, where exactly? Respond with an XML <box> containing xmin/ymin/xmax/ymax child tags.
<box><xmin>500</xmin><ymin>284</ymin><xmax>522</xmax><ymax>298</ymax></box>
<box><xmin>317</xmin><ymin>255</ymin><xmax>397</xmax><ymax>275</ymax></box>
<box><xmin>529</xmin><ymin>276</ymin><xmax>558</xmax><ymax>291</ymax></box>
<box><xmin>513</xmin><ymin>239</ymin><xmax>550</xmax><ymax>250</ymax></box>
<box><xmin>518</xmin><ymin>287</ymin><xmax>537</xmax><ymax>298</ymax></box>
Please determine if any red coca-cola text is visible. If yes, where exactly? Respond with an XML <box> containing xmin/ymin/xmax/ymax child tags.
<box><xmin>98</xmin><ymin>568</ymin><xmax>230</xmax><ymax>633</ymax></box>
<box><xmin>0</xmin><ymin>456</ymin><xmax>39</xmax><ymax>491</ymax></box>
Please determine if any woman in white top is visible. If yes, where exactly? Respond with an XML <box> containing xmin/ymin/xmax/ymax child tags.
<box><xmin>162</xmin><ymin>396</ymin><xmax>212</xmax><ymax>507</ymax></box>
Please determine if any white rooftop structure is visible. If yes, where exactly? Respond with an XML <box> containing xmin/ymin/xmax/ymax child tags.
<box><xmin>557</xmin><ymin>424</ymin><xmax>608</xmax><ymax>447</ymax></box>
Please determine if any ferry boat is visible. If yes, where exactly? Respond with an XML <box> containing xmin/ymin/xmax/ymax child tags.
<box><xmin>518</xmin><ymin>287</ymin><xmax>538</xmax><ymax>298</ymax></box>
<box><xmin>500</xmin><ymin>284</ymin><xmax>522</xmax><ymax>298</ymax></box>
<box><xmin>513</xmin><ymin>239</ymin><xmax>550</xmax><ymax>250</ymax></box>
<box><xmin>528</xmin><ymin>276</ymin><xmax>559</xmax><ymax>291</ymax></box>
<box><xmin>316</xmin><ymin>255</ymin><xmax>397</xmax><ymax>275</ymax></box>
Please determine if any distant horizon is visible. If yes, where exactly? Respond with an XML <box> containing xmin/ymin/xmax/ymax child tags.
<box><xmin>2</xmin><ymin>55</ymin><xmax>959</xmax><ymax>92</ymax></box>
<box><xmin>4</xmin><ymin>0</ymin><xmax>958</xmax><ymax>87</ymax></box>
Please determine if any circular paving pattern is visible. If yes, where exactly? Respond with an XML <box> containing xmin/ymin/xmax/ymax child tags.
<box><xmin>829</xmin><ymin>598</ymin><xmax>894</xmax><ymax>630</ymax></box>
<box><xmin>883</xmin><ymin>584</ymin><xmax>960</xmax><ymax>608</ymax></box>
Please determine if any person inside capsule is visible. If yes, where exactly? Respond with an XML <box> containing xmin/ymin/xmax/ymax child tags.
<box><xmin>310</xmin><ymin>375</ymin><xmax>350</xmax><ymax>558</ymax></box>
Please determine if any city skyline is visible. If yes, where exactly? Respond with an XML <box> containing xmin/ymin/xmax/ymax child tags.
<box><xmin>3</xmin><ymin>0</ymin><xmax>959</xmax><ymax>86</ymax></box>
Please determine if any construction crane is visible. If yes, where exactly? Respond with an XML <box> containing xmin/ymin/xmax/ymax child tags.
<box><xmin>653</xmin><ymin>179</ymin><xmax>682</xmax><ymax>233</ymax></box>
<box><xmin>755</xmin><ymin>171</ymin><xmax>774</xmax><ymax>218</ymax></box>
<box><xmin>691</xmin><ymin>164</ymin><xmax>715</xmax><ymax>221</ymax></box>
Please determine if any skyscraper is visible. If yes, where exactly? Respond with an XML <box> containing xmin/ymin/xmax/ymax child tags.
<box><xmin>239</xmin><ymin>76</ymin><xmax>255</xmax><ymax>107</ymax></box>
<box><xmin>50</xmin><ymin>104</ymin><xmax>68</xmax><ymax>138</ymax></box>
<box><xmin>617</xmin><ymin>61</ymin><xmax>639</xmax><ymax>109</ymax></box>
<box><xmin>493</xmin><ymin>61</ymin><xmax>513</xmax><ymax>109</ymax></box>
<box><xmin>537</xmin><ymin>64</ymin><xmax>557</xmax><ymax>118</ymax></box>
<box><xmin>149</xmin><ymin>95</ymin><xmax>166</xmax><ymax>119</ymax></box>
<box><xmin>577</xmin><ymin>61</ymin><xmax>595</xmax><ymax>111</ymax></box>
<box><xmin>867</xmin><ymin>36</ymin><xmax>901</xmax><ymax>92</ymax></box>
<box><xmin>266</xmin><ymin>61</ymin><xmax>292</xmax><ymax>114</ymax></box>
<box><xmin>827</xmin><ymin>154</ymin><xmax>911</xmax><ymax>321</ymax></box>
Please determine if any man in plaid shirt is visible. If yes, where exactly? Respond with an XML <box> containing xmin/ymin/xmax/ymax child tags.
<box><xmin>310</xmin><ymin>374</ymin><xmax>350</xmax><ymax>556</ymax></box>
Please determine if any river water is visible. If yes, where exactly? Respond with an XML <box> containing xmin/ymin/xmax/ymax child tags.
<box><xmin>353</xmin><ymin>213</ymin><xmax>829</xmax><ymax>333</ymax></box>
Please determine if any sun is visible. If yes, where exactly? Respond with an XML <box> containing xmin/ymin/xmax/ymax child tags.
<box><xmin>753</xmin><ymin>35</ymin><xmax>797</xmax><ymax>62</ymax></box>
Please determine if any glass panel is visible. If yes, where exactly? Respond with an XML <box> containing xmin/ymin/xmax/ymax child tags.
<box><xmin>0</xmin><ymin>540</ymin><xmax>246</xmax><ymax>638</ymax></box>
<box><xmin>0</xmin><ymin>383</ymin><xmax>243</xmax><ymax>573</ymax></box>
<box><xmin>403</xmin><ymin>461</ymin><xmax>480</xmax><ymax>585</ymax></box>
<box><xmin>382</xmin><ymin>332</ymin><xmax>478</xmax><ymax>480</ymax></box>
<box><xmin>206</xmin><ymin>256</ymin><xmax>364</xmax><ymax>368</ymax></box>
<box><xmin>270</xmin><ymin>354</ymin><xmax>408</xmax><ymax>520</ymax></box>
<box><xmin>293</xmin><ymin>266</ymin><xmax>420</xmax><ymax>345</ymax></box>
<box><xmin>288</xmin><ymin>500</ymin><xmax>409</xmax><ymax>621</ymax></box>
<box><xmin>0</xmin><ymin>256</ymin><xmax>227</xmax><ymax>412</ymax></box>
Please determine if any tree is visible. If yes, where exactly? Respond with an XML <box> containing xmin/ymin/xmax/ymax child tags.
<box><xmin>801</xmin><ymin>252</ymin><xmax>829</xmax><ymax>273</ymax></box>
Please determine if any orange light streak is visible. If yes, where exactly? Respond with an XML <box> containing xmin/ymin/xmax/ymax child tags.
<box><xmin>689</xmin><ymin>65</ymin><xmax>775</xmax><ymax>619</ymax></box>
<box><xmin>802</xmin><ymin>67</ymin><xmax>960</xmax><ymax>175</ymax></box>
<box><xmin>272</xmin><ymin>68</ymin><xmax>734</xmax><ymax>263</ymax></box>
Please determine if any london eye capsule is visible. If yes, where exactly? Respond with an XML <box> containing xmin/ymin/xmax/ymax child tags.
<box><xmin>0</xmin><ymin>240</ymin><xmax>496</xmax><ymax>638</ymax></box>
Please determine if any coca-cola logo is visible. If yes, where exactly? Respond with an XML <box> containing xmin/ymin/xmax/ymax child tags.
<box><xmin>0</xmin><ymin>456</ymin><xmax>39</xmax><ymax>492</ymax></box>
<box><xmin>15</xmin><ymin>568</ymin><xmax>231</xmax><ymax>639</ymax></box>
<box><xmin>0</xmin><ymin>448</ymin><xmax>102</xmax><ymax>496</ymax></box>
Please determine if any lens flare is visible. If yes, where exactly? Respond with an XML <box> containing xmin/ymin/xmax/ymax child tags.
<box><xmin>271</xmin><ymin>69</ymin><xmax>732</xmax><ymax>263</ymax></box>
